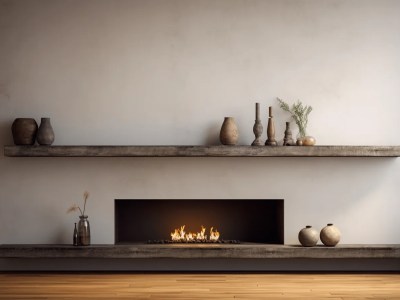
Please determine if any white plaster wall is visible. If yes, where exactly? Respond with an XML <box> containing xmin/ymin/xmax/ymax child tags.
<box><xmin>0</xmin><ymin>0</ymin><xmax>399</xmax><ymax>245</ymax></box>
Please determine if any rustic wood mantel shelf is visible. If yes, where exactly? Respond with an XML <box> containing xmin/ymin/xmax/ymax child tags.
<box><xmin>1</xmin><ymin>244</ymin><xmax>399</xmax><ymax>259</ymax></box>
<box><xmin>4</xmin><ymin>145</ymin><xmax>400</xmax><ymax>157</ymax></box>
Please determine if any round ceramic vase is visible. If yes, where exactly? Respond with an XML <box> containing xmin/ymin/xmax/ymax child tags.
<box><xmin>320</xmin><ymin>223</ymin><xmax>341</xmax><ymax>247</ymax></box>
<box><xmin>11</xmin><ymin>118</ymin><xmax>38</xmax><ymax>145</ymax></box>
<box><xmin>298</xmin><ymin>225</ymin><xmax>319</xmax><ymax>247</ymax></box>
<box><xmin>220</xmin><ymin>117</ymin><xmax>239</xmax><ymax>145</ymax></box>
<box><xmin>303</xmin><ymin>136</ymin><xmax>316</xmax><ymax>146</ymax></box>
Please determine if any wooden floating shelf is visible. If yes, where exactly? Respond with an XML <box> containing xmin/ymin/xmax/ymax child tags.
<box><xmin>4</xmin><ymin>145</ymin><xmax>400</xmax><ymax>157</ymax></box>
<box><xmin>1</xmin><ymin>244</ymin><xmax>399</xmax><ymax>259</ymax></box>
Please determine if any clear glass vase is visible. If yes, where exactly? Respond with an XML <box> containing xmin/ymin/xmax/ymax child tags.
<box><xmin>296</xmin><ymin>131</ymin><xmax>306</xmax><ymax>146</ymax></box>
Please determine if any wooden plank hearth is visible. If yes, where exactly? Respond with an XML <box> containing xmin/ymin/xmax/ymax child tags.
<box><xmin>4</xmin><ymin>145</ymin><xmax>400</xmax><ymax>157</ymax></box>
<box><xmin>1</xmin><ymin>244</ymin><xmax>399</xmax><ymax>259</ymax></box>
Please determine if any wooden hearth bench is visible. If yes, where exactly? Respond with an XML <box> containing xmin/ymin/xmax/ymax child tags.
<box><xmin>1</xmin><ymin>244</ymin><xmax>399</xmax><ymax>259</ymax></box>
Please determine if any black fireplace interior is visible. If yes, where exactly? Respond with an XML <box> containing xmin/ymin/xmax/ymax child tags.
<box><xmin>115</xmin><ymin>199</ymin><xmax>284</xmax><ymax>244</ymax></box>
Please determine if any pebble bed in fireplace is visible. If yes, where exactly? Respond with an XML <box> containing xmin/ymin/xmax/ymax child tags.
<box><xmin>147</xmin><ymin>240</ymin><xmax>241</xmax><ymax>244</ymax></box>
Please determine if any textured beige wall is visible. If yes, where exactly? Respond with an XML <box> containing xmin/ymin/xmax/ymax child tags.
<box><xmin>0</xmin><ymin>0</ymin><xmax>399</xmax><ymax>245</ymax></box>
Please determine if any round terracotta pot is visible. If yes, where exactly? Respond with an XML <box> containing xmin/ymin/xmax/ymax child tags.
<box><xmin>320</xmin><ymin>223</ymin><xmax>341</xmax><ymax>247</ymax></box>
<box><xmin>220</xmin><ymin>117</ymin><xmax>239</xmax><ymax>145</ymax></box>
<box><xmin>298</xmin><ymin>225</ymin><xmax>319</xmax><ymax>247</ymax></box>
<box><xmin>11</xmin><ymin>118</ymin><xmax>38</xmax><ymax>145</ymax></box>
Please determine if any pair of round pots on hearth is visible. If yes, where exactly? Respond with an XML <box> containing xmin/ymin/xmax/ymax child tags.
<box><xmin>298</xmin><ymin>224</ymin><xmax>341</xmax><ymax>247</ymax></box>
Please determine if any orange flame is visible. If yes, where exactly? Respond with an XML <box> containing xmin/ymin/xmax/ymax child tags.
<box><xmin>170</xmin><ymin>225</ymin><xmax>220</xmax><ymax>242</ymax></box>
<box><xmin>210</xmin><ymin>227</ymin><xmax>220</xmax><ymax>241</ymax></box>
<box><xmin>171</xmin><ymin>225</ymin><xmax>186</xmax><ymax>241</ymax></box>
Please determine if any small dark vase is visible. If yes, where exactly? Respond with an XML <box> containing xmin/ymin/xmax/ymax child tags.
<box><xmin>37</xmin><ymin>118</ymin><xmax>55</xmax><ymax>145</ymax></box>
<box><xmin>73</xmin><ymin>223</ymin><xmax>78</xmax><ymax>246</ymax></box>
<box><xmin>78</xmin><ymin>215</ymin><xmax>91</xmax><ymax>246</ymax></box>
<box><xmin>11</xmin><ymin>118</ymin><xmax>38</xmax><ymax>145</ymax></box>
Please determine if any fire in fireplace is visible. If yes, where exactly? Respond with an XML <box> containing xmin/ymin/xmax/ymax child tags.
<box><xmin>170</xmin><ymin>225</ymin><xmax>220</xmax><ymax>242</ymax></box>
<box><xmin>115</xmin><ymin>199</ymin><xmax>284</xmax><ymax>244</ymax></box>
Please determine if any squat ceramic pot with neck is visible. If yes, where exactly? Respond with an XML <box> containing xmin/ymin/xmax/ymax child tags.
<box><xmin>37</xmin><ymin>117</ymin><xmax>55</xmax><ymax>145</ymax></box>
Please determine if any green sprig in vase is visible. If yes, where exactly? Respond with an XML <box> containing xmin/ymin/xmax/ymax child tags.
<box><xmin>277</xmin><ymin>98</ymin><xmax>316</xmax><ymax>146</ymax></box>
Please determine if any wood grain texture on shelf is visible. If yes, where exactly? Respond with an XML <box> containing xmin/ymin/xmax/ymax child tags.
<box><xmin>4</xmin><ymin>145</ymin><xmax>400</xmax><ymax>157</ymax></box>
<box><xmin>1</xmin><ymin>244</ymin><xmax>399</xmax><ymax>259</ymax></box>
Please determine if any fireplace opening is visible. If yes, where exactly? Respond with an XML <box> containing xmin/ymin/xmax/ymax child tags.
<box><xmin>115</xmin><ymin>199</ymin><xmax>284</xmax><ymax>244</ymax></box>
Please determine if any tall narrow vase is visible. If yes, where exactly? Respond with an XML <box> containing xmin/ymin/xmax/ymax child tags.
<box><xmin>37</xmin><ymin>117</ymin><xmax>55</xmax><ymax>145</ymax></box>
<box><xmin>251</xmin><ymin>103</ymin><xmax>263</xmax><ymax>146</ymax></box>
<box><xmin>78</xmin><ymin>215</ymin><xmax>91</xmax><ymax>246</ymax></box>
<box><xmin>220</xmin><ymin>117</ymin><xmax>239</xmax><ymax>145</ymax></box>
<box><xmin>73</xmin><ymin>223</ymin><xmax>78</xmax><ymax>246</ymax></box>
<box><xmin>265</xmin><ymin>106</ymin><xmax>277</xmax><ymax>146</ymax></box>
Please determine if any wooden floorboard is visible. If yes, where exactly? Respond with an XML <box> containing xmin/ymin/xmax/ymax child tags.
<box><xmin>1</xmin><ymin>274</ymin><xmax>400</xmax><ymax>299</ymax></box>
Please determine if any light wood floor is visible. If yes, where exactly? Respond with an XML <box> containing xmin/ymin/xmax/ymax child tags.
<box><xmin>0</xmin><ymin>273</ymin><xmax>399</xmax><ymax>299</ymax></box>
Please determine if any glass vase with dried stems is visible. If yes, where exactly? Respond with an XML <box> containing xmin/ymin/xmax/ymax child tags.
<box><xmin>277</xmin><ymin>98</ymin><xmax>315</xmax><ymax>146</ymax></box>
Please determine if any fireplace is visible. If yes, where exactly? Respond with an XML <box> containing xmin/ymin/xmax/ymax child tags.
<box><xmin>115</xmin><ymin>199</ymin><xmax>284</xmax><ymax>244</ymax></box>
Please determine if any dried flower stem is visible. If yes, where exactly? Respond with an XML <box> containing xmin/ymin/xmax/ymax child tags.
<box><xmin>82</xmin><ymin>191</ymin><xmax>89</xmax><ymax>216</ymax></box>
<box><xmin>67</xmin><ymin>191</ymin><xmax>90</xmax><ymax>217</ymax></box>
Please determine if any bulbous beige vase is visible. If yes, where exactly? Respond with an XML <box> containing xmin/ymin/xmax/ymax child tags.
<box><xmin>220</xmin><ymin>117</ymin><xmax>239</xmax><ymax>145</ymax></box>
<box><xmin>303</xmin><ymin>136</ymin><xmax>316</xmax><ymax>146</ymax></box>
<box><xmin>320</xmin><ymin>223</ymin><xmax>341</xmax><ymax>247</ymax></box>
<box><xmin>298</xmin><ymin>225</ymin><xmax>319</xmax><ymax>247</ymax></box>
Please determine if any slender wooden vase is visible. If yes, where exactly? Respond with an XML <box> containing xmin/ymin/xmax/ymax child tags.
<box><xmin>265</xmin><ymin>106</ymin><xmax>277</xmax><ymax>146</ymax></box>
<box><xmin>251</xmin><ymin>103</ymin><xmax>263</xmax><ymax>146</ymax></box>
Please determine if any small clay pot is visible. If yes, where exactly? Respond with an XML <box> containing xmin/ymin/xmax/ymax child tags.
<box><xmin>296</xmin><ymin>138</ymin><xmax>303</xmax><ymax>146</ymax></box>
<box><xmin>11</xmin><ymin>118</ymin><xmax>38</xmax><ymax>145</ymax></box>
<box><xmin>320</xmin><ymin>223</ymin><xmax>341</xmax><ymax>247</ymax></box>
<box><xmin>298</xmin><ymin>225</ymin><xmax>319</xmax><ymax>247</ymax></box>
<box><xmin>220</xmin><ymin>117</ymin><xmax>239</xmax><ymax>145</ymax></box>
<box><xmin>303</xmin><ymin>136</ymin><xmax>316</xmax><ymax>146</ymax></box>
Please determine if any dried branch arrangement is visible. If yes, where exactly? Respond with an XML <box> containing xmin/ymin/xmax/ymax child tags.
<box><xmin>67</xmin><ymin>191</ymin><xmax>89</xmax><ymax>217</ymax></box>
<box><xmin>277</xmin><ymin>98</ymin><xmax>312</xmax><ymax>138</ymax></box>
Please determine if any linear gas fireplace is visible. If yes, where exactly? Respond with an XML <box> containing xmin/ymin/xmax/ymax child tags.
<box><xmin>115</xmin><ymin>199</ymin><xmax>284</xmax><ymax>244</ymax></box>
